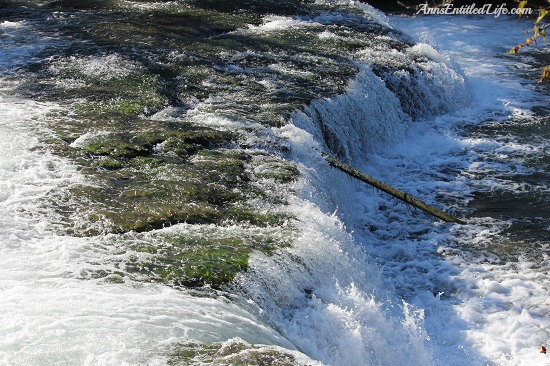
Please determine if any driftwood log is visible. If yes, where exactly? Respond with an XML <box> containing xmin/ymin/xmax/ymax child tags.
<box><xmin>322</xmin><ymin>153</ymin><xmax>467</xmax><ymax>225</ymax></box>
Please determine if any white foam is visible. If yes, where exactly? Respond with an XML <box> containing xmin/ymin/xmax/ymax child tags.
<box><xmin>0</xmin><ymin>20</ymin><xmax>25</xmax><ymax>29</ymax></box>
<box><xmin>49</xmin><ymin>55</ymin><xmax>140</xmax><ymax>82</ymax></box>
<box><xmin>313</xmin><ymin>0</ymin><xmax>391</xmax><ymax>28</ymax></box>
<box><xmin>0</xmin><ymin>276</ymin><xmax>294</xmax><ymax>366</ymax></box>
<box><xmin>234</xmin><ymin>188</ymin><xmax>435</xmax><ymax>366</ymax></box>
<box><xmin>243</xmin><ymin>15</ymin><xmax>321</xmax><ymax>32</ymax></box>
<box><xmin>346</xmin><ymin>14</ymin><xmax>550</xmax><ymax>366</ymax></box>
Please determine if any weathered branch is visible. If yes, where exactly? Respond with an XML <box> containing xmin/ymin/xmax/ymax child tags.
<box><xmin>322</xmin><ymin>153</ymin><xmax>467</xmax><ymax>225</ymax></box>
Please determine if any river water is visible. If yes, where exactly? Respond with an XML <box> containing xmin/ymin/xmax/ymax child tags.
<box><xmin>0</xmin><ymin>1</ymin><xmax>548</xmax><ymax>365</ymax></box>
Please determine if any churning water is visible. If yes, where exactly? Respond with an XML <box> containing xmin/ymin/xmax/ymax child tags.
<box><xmin>0</xmin><ymin>1</ymin><xmax>548</xmax><ymax>365</ymax></box>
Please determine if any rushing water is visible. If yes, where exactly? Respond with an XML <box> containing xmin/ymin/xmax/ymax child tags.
<box><xmin>0</xmin><ymin>1</ymin><xmax>548</xmax><ymax>365</ymax></box>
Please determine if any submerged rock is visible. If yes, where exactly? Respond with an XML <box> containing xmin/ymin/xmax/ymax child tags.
<box><xmin>1</xmin><ymin>0</ymin><xmax>414</xmax><ymax>289</ymax></box>
<box><xmin>169</xmin><ymin>338</ymin><xmax>322</xmax><ymax>365</ymax></box>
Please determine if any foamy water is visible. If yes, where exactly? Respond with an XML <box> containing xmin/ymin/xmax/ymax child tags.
<box><xmin>235</xmin><ymin>11</ymin><xmax>550</xmax><ymax>366</ymax></box>
<box><xmin>0</xmin><ymin>5</ymin><xmax>548</xmax><ymax>366</ymax></box>
<box><xmin>354</xmin><ymin>15</ymin><xmax>550</xmax><ymax>365</ymax></box>
<box><xmin>0</xmin><ymin>88</ymin><xmax>299</xmax><ymax>365</ymax></box>
<box><xmin>0</xmin><ymin>19</ymin><xmax>294</xmax><ymax>366</ymax></box>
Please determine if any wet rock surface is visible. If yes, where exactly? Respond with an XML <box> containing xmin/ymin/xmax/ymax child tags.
<box><xmin>0</xmin><ymin>0</ymin><xmax>411</xmax><ymax>289</ymax></box>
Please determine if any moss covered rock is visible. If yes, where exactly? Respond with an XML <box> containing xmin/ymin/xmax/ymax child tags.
<box><xmin>169</xmin><ymin>338</ymin><xmax>319</xmax><ymax>366</ymax></box>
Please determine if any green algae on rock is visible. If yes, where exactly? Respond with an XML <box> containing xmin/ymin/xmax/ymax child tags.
<box><xmin>127</xmin><ymin>237</ymin><xmax>250</xmax><ymax>288</ymax></box>
<box><xmin>65</xmin><ymin>142</ymin><xmax>290</xmax><ymax>235</ymax></box>
<box><xmin>44</xmin><ymin>115</ymin><xmax>296</xmax><ymax>288</ymax></box>
<box><xmin>111</xmin><ymin>226</ymin><xmax>294</xmax><ymax>288</ymax></box>
<box><xmin>251</xmin><ymin>153</ymin><xmax>301</xmax><ymax>182</ymax></box>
